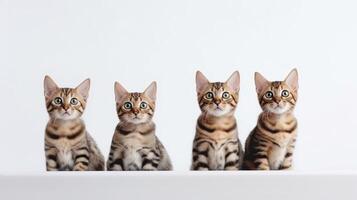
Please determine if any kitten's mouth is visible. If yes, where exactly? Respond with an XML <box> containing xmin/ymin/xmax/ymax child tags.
<box><xmin>63</xmin><ymin>112</ymin><xmax>71</xmax><ymax>116</ymax></box>
<box><xmin>215</xmin><ymin>107</ymin><xmax>222</xmax><ymax>111</ymax></box>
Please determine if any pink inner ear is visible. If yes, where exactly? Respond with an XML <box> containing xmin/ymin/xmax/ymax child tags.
<box><xmin>285</xmin><ymin>69</ymin><xmax>299</xmax><ymax>91</ymax></box>
<box><xmin>44</xmin><ymin>76</ymin><xmax>59</xmax><ymax>98</ymax></box>
<box><xmin>255</xmin><ymin>72</ymin><xmax>270</xmax><ymax>94</ymax></box>
<box><xmin>114</xmin><ymin>82</ymin><xmax>128</xmax><ymax>104</ymax></box>
<box><xmin>226</xmin><ymin>71</ymin><xmax>240</xmax><ymax>91</ymax></box>
<box><xmin>144</xmin><ymin>82</ymin><xmax>157</xmax><ymax>102</ymax></box>
<box><xmin>76</xmin><ymin>79</ymin><xmax>90</xmax><ymax>100</ymax></box>
<box><xmin>196</xmin><ymin>71</ymin><xmax>209</xmax><ymax>94</ymax></box>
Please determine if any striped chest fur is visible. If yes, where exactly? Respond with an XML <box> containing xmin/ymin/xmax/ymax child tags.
<box><xmin>194</xmin><ymin>115</ymin><xmax>240</xmax><ymax>170</ymax></box>
<box><xmin>258</xmin><ymin>113</ymin><xmax>297</xmax><ymax>169</ymax></box>
<box><xmin>45</xmin><ymin>120</ymin><xmax>86</xmax><ymax>168</ymax></box>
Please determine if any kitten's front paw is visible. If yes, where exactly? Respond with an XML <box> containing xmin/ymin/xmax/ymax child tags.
<box><xmin>127</xmin><ymin>164</ymin><xmax>140</xmax><ymax>171</ymax></box>
<box><xmin>73</xmin><ymin>163</ymin><xmax>89</xmax><ymax>171</ymax></box>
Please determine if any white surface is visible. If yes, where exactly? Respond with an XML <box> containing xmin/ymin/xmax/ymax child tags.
<box><xmin>1</xmin><ymin>172</ymin><xmax>357</xmax><ymax>200</ymax></box>
<box><xmin>1</xmin><ymin>0</ymin><xmax>357</xmax><ymax>173</ymax></box>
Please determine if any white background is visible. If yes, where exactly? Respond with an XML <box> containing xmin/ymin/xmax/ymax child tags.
<box><xmin>1</xmin><ymin>0</ymin><xmax>357</xmax><ymax>172</ymax></box>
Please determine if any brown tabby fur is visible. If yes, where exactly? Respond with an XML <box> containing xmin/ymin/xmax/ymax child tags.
<box><xmin>107</xmin><ymin>82</ymin><xmax>172</xmax><ymax>171</ymax></box>
<box><xmin>191</xmin><ymin>71</ymin><xmax>243</xmax><ymax>170</ymax></box>
<box><xmin>243</xmin><ymin>69</ymin><xmax>299</xmax><ymax>170</ymax></box>
<box><xmin>44</xmin><ymin>76</ymin><xmax>104</xmax><ymax>171</ymax></box>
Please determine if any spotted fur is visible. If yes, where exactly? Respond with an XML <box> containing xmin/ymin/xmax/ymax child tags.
<box><xmin>107</xmin><ymin>82</ymin><xmax>172</xmax><ymax>171</ymax></box>
<box><xmin>44</xmin><ymin>76</ymin><xmax>104</xmax><ymax>171</ymax></box>
<box><xmin>242</xmin><ymin>69</ymin><xmax>299</xmax><ymax>170</ymax></box>
<box><xmin>191</xmin><ymin>71</ymin><xmax>243</xmax><ymax>171</ymax></box>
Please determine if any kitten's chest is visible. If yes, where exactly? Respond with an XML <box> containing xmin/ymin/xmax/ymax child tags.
<box><xmin>207</xmin><ymin>139</ymin><xmax>234</xmax><ymax>170</ymax></box>
<box><xmin>56</xmin><ymin>139</ymin><xmax>74</xmax><ymax>169</ymax></box>
<box><xmin>120</xmin><ymin>133</ymin><xmax>156</xmax><ymax>169</ymax></box>
<box><xmin>268</xmin><ymin>133</ymin><xmax>292</xmax><ymax>170</ymax></box>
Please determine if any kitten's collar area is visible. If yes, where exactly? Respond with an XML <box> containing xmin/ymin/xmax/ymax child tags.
<box><xmin>201</xmin><ymin>111</ymin><xmax>236</xmax><ymax>122</ymax></box>
<box><xmin>202</xmin><ymin>109</ymin><xmax>236</xmax><ymax>118</ymax></box>
<box><xmin>119</xmin><ymin>120</ymin><xmax>155</xmax><ymax>127</ymax></box>
<box><xmin>49</xmin><ymin>117</ymin><xmax>83</xmax><ymax>125</ymax></box>
<box><xmin>262</xmin><ymin>110</ymin><xmax>295</xmax><ymax>119</ymax></box>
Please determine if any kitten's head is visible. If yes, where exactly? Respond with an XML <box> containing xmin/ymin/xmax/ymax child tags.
<box><xmin>44</xmin><ymin>76</ymin><xmax>90</xmax><ymax>120</ymax></box>
<box><xmin>196</xmin><ymin>71</ymin><xmax>240</xmax><ymax>117</ymax></box>
<box><xmin>114</xmin><ymin>81</ymin><xmax>156</xmax><ymax>124</ymax></box>
<box><xmin>255</xmin><ymin>69</ymin><xmax>299</xmax><ymax>114</ymax></box>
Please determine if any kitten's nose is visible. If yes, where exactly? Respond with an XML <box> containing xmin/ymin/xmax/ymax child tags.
<box><xmin>133</xmin><ymin>109</ymin><xmax>139</xmax><ymax>115</ymax></box>
<box><xmin>214</xmin><ymin>99</ymin><xmax>221</xmax><ymax>106</ymax></box>
<box><xmin>63</xmin><ymin>105</ymin><xmax>70</xmax><ymax>111</ymax></box>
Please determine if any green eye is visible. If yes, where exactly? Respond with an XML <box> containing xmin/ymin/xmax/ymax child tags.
<box><xmin>265</xmin><ymin>91</ymin><xmax>273</xmax><ymax>99</ymax></box>
<box><xmin>140</xmin><ymin>102</ymin><xmax>148</xmax><ymax>109</ymax></box>
<box><xmin>123</xmin><ymin>102</ymin><xmax>132</xmax><ymax>109</ymax></box>
<box><xmin>222</xmin><ymin>92</ymin><xmax>230</xmax><ymax>99</ymax></box>
<box><xmin>53</xmin><ymin>97</ymin><xmax>62</xmax><ymax>105</ymax></box>
<box><xmin>205</xmin><ymin>92</ymin><xmax>214</xmax><ymax>99</ymax></box>
<box><xmin>282</xmin><ymin>90</ymin><xmax>290</xmax><ymax>97</ymax></box>
<box><xmin>70</xmin><ymin>98</ymin><xmax>78</xmax><ymax>105</ymax></box>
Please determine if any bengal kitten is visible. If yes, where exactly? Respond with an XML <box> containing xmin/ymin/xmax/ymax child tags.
<box><xmin>191</xmin><ymin>71</ymin><xmax>244</xmax><ymax>171</ymax></box>
<box><xmin>44</xmin><ymin>76</ymin><xmax>105</xmax><ymax>171</ymax></box>
<box><xmin>107</xmin><ymin>81</ymin><xmax>172</xmax><ymax>171</ymax></box>
<box><xmin>242</xmin><ymin>69</ymin><xmax>299</xmax><ymax>170</ymax></box>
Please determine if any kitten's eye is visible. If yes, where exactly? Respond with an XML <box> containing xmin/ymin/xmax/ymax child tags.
<box><xmin>123</xmin><ymin>102</ymin><xmax>132</xmax><ymax>110</ymax></box>
<box><xmin>140</xmin><ymin>102</ymin><xmax>148</xmax><ymax>109</ymax></box>
<box><xmin>53</xmin><ymin>97</ymin><xmax>62</xmax><ymax>105</ymax></box>
<box><xmin>222</xmin><ymin>92</ymin><xmax>230</xmax><ymax>99</ymax></box>
<box><xmin>205</xmin><ymin>92</ymin><xmax>214</xmax><ymax>99</ymax></box>
<box><xmin>281</xmin><ymin>90</ymin><xmax>290</xmax><ymax>97</ymax></box>
<box><xmin>70</xmin><ymin>98</ymin><xmax>79</xmax><ymax>105</ymax></box>
<box><xmin>265</xmin><ymin>91</ymin><xmax>273</xmax><ymax>99</ymax></box>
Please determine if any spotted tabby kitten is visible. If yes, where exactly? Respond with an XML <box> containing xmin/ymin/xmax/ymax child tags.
<box><xmin>243</xmin><ymin>69</ymin><xmax>299</xmax><ymax>170</ymax></box>
<box><xmin>107</xmin><ymin>81</ymin><xmax>172</xmax><ymax>171</ymax></box>
<box><xmin>191</xmin><ymin>71</ymin><xmax>243</xmax><ymax>171</ymax></box>
<box><xmin>44</xmin><ymin>76</ymin><xmax>105</xmax><ymax>171</ymax></box>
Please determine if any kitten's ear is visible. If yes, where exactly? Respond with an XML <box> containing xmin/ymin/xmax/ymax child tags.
<box><xmin>285</xmin><ymin>68</ymin><xmax>299</xmax><ymax>91</ymax></box>
<box><xmin>226</xmin><ymin>71</ymin><xmax>240</xmax><ymax>92</ymax></box>
<box><xmin>255</xmin><ymin>72</ymin><xmax>270</xmax><ymax>94</ymax></box>
<box><xmin>44</xmin><ymin>75</ymin><xmax>59</xmax><ymax>99</ymax></box>
<box><xmin>144</xmin><ymin>81</ymin><xmax>157</xmax><ymax>102</ymax></box>
<box><xmin>76</xmin><ymin>78</ymin><xmax>91</xmax><ymax>101</ymax></box>
<box><xmin>196</xmin><ymin>71</ymin><xmax>210</xmax><ymax>94</ymax></box>
<box><xmin>114</xmin><ymin>81</ymin><xmax>129</xmax><ymax>104</ymax></box>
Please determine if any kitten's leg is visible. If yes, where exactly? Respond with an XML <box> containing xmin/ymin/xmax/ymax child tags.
<box><xmin>252</xmin><ymin>146</ymin><xmax>270</xmax><ymax>170</ymax></box>
<box><xmin>224</xmin><ymin>141</ymin><xmax>240</xmax><ymax>170</ymax></box>
<box><xmin>107</xmin><ymin>146</ymin><xmax>125</xmax><ymax>171</ymax></box>
<box><xmin>192</xmin><ymin>141</ymin><xmax>211</xmax><ymax>171</ymax></box>
<box><xmin>280</xmin><ymin>138</ymin><xmax>296</xmax><ymax>170</ymax></box>
<box><xmin>141</xmin><ymin>148</ymin><xmax>160</xmax><ymax>171</ymax></box>
<box><xmin>45</xmin><ymin>146</ymin><xmax>58</xmax><ymax>171</ymax></box>
<box><xmin>73</xmin><ymin>146</ymin><xmax>90</xmax><ymax>171</ymax></box>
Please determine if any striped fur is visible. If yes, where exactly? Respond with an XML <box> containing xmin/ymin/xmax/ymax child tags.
<box><xmin>191</xmin><ymin>71</ymin><xmax>243</xmax><ymax>170</ymax></box>
<box><xmin>44</xmin><ymin>76</ymin><xmax>104</xmax><ymax>171</ymax></box>
<box><xmin>243</xmin><ymin>69</ymin><xmax>299</xmax><ymax>170</ymax></box>
<box><xmin>107</xmin><ymin>82</ymin><xmax>172</xmax><ymax>171</ymax></box>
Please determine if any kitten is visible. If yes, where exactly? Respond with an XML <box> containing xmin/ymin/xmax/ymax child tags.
<box><xmin>107</xmin><ymin>81</ymin><xmax>172</xmax><ymax>171</ymax></box>
<box><xmin>44</xmin><ymin>76</ymin><xmax>105</xmax><ymax>171</ymax></box>
<box><xmin>242</xmin><ymin>69</ymin><xmax>299</xmax><ymax>170</ymax></box>
<box><xmin>191</xmin><ymin>71</ymin><xmax>244</xmax><ymax>171</ymax></box>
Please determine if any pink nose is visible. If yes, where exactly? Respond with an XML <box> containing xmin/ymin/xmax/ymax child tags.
<box><xmin>214</xmin><ymin>100</ymin><xmax>221</xmax><ymax>105</ymax></box>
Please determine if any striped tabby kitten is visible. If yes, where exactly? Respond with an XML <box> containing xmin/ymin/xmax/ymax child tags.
<box><xmin>191</xmin><ymin>71</ymin><xmax>243</xmax><ymax>171</ymax></box>
<box><xmin>243</xmin><ymin>69</ymin><xmax>299</xmax><ymax>170</ymax></box>
<box><xmin>44</xmin><ymin>76</ymin><xmax>105</xmax><ymax>171</ymax></box>
<box><xmin>107</xmin><ymin>81</ymin><xmax>172</xmax><ymax>171</ymax></box>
